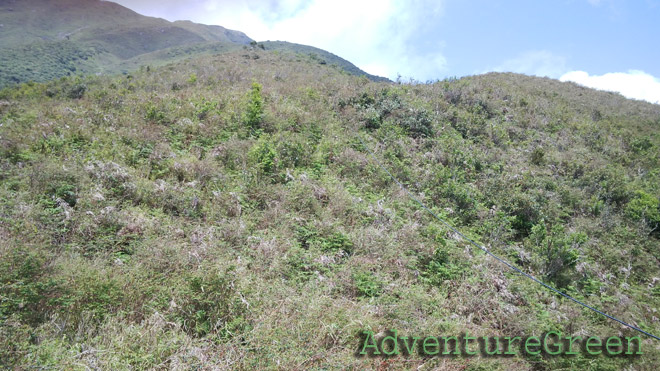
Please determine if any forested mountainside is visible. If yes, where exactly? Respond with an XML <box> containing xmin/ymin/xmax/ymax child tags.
<box><xmin>1</xmin><ymin>47</ymin><xmax>659</xmax><ymax>369</ymax></box>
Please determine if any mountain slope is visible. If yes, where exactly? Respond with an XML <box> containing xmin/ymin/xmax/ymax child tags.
<box><xmin>260</xmin><ymin>40</ymin><xmax>391</xmax><ymax>82</ymax></box>
<box><xmin>1</xmin><ymin>49</ymin><xmax>659</xmax><ymax>369</ymax></box>
<box><xmin>0</xmin><ymin>0</ymin><xmax>252</xmax><ymax>47</ymax></box>
<box><xmin>0</xmin><ymin>0</ymin><xmax>251</xmax><ymax>86</ymax></box>
<box><xmin>0</xmin><ymin>0</ymin><xmax>388</xmax><ymax>87</ymax></box>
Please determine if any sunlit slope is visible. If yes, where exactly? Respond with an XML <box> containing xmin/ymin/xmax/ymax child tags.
<box><xmin>0</xmin><ymin>0</ymin><xmax>388</xmax><ymax>87</ymax></box>
<box><xmin>1</xmin><ymin>49</ymin><xmax>659</xmax><ymax>369</ymax></box>
<box><xmin>0</xmin><ymin>0</ymin><xmax>251</xmax><ymax>86</ymax></box>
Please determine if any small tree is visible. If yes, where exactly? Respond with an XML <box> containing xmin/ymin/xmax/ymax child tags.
<box><xmin>529</xmin><ymin>222</ymin><xmax>584</xmax><ymax>287</ymax></box>
<box><xmin>245</xmin><ymin>82</ymin><xmax>264</xmax><ymax>133</ymax></box>
<box><xmin>249</xmin><ymin>136</ymin><xmax>276</xmax><ymax>176</ymax></box>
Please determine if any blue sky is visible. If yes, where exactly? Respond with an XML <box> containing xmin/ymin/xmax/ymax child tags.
<box><xmin>112</xmin><ymin>0</ymin><xmax>660</xmax><ymax>103</ymax></box>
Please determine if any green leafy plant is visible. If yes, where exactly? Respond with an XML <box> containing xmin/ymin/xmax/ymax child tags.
<box><xmin>530</xmin><ymin>147</ymin><xmax>545</xmax><ymax>165</ymax></box>
<box><xmin>249</xmin><ymin>137</ymin><xmax>277</xmax><ymax>175</ymax></box>
<box><xmin>175</xmin><ymin>266</ymin><xmax>248</xmax><ymax>338</ymax></box>
<box><xmin>420</xmin><ymin>245</ymin><xmax>465</xmax><ymax>286</ymax></box>
<box><xmin>144</xmin><ymin>103</ymin><xmax>168</xmax><ymax>124</ymax></box>
<box><xmin>0</xmin><ymin>249</ymin><xmax>64</xmax><ymax>326</ymax></box>
<box><xmin>626</xmin><ymin>190</ymin><xmax>660</xmax><ymax>232</ymax></box>
<box><xmin>529</xmin><ymin>222</ymin><xmax>584</xmax><ymax>286</ymax></box>
<box><xmin>244</xmin><ymin>81</ymin><xmax>264</xmax><ymax>133</ymax></box>
<box><xmin>296</xmin><ymin>223</ymin><xmax>353</xmax><ymax>255</ymax></box>
<box><xmin>353</xmin><ymin>271</ymin><xmax>383</xmax><ymax>298</ymax></box>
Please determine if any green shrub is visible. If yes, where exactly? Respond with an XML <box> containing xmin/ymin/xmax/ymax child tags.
<box><xmin>420</xmin><ymin>246</ymin><xmax>465</xmax><ymax>286</ymax></box>
<box><xmin>320</xmin><ymin>231</ymin><xmax>353</xmax><ymax>255</ymax></box>
<box><xmin>353</xmin><ymin>271</ymin><xmax>383</xmax><ymax>298</ymax></box>
<box><xmin>194</xmin><ymin>98</ymin><xmax>217</xmax><ymax>120</ymax></box>
<box><xmin>0</xmin><ymin>249</ymin><xmax>64</xmax><ymax>326</ymax></box>
<box><xmin>588</xmin><ymin>166</ymin><xmax>630</xmax><ymax>205</ymax></box>
<box><xmin>171</xmin><ymin>82</ymin><xmax>183</xmax><ymax>91</ymax></box>
<box><xmin>626</xmin><ymin>190</ymin><xmax>660</xmax><ymax>232</ymax></box>
<box><xmin>34</xmin><ymin>169</ymin><xmax>80</xmax><ymax>209</ymax></box>
<box><xmin>0</xmin><ymin>317</ymin><xmax>33</xmax><ymax>368</ymax></box>
<box><xmin>67</xmin><ymin>274</ymin><xmax>123</xmax><ymax>322</ymax></box>
<box><xmin>249</xmin><ymin>137</ymin><xmax>277</xmax><ymax>176</ymax></box>
<box><xmin>528</xmin><ymin>223</ymin><xmax>584</xmax><ymax>287</ymax></box>
<box><xmin>50</xmin><ymin>183</ymin><xmax>77</xmax><ymax>207</ymax></box>
<box><xmin>244</xmin><ymin>82</ymin><xmax>264</xmax><ymax>132</ymax></box>
<box><xmin>441</xmin><ymin>181</ymin><xmax>480</xmax><ymax>223</ymax></box>
<box><xmin>296</xmin><ymin>223</ymin><xmax>353</xmax><ymax>255</ymax></box>
<box><xmin>65</xmin><ymin>83</ymin><xmax>86</xmax><ymax>99</ymax></box>
<box><xmin>348</xmin><ymin>89</ymin><xmax>431</xmax><ymax>137</ymax></box>
<box><xmin>127</xmin><ymin>143</ymin><xmax>154</xmax><ymax>166</ymax></box>
<box><xmin>362</xmin><ymin>106</ymin><xmax>382</xmax><ymax>129</ymax></box>
<box><xmin>398</xmin><ymin>107</ymin><xmax>433</xmax><ymax>138</ymax></box>
<box><xmin>630</xmin><ymin>136</ymin><xmax>653</xmax><ymax>153</ymax></box>
<box><xmin>296</xmin><ymin>224</ymin><xmax>320</xmax><ymax>249</ymax></box>
<box><xmin>144</xmin><ymin>103</ymin><xmax>167</xmax><ymax>124</ymax></box>
<box><xmin>506</xmin><ymin>194</ymin><xmax>541</xmax><ymax>237</ymax></box>
<box><xmin>275</xmin><ymin>133</ymin><xmax>309</xmax><ymax>169</ymax></box>
<box><xmin>175</xmin><ymin>266</ymin><xmax>248</xmax><ymax>338</ymax></box>
<box><xmin>285</xmin><ymin>246</ymin><xmax>326</xmax><ymax>282</ymax></box>
<box><xmin>530</xmin><ymin>147</ymin><xmax>545</xmax><ymax>165</ymax></box>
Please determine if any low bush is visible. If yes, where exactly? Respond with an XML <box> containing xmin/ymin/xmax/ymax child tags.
<box><xmin>244</xmin><ymin>82</ymin><xmax>264</xmax><ymax>133</ymax></box>
<box><xmin>626</xmin><ymin>190</ymin><xmax>660</xmax><ymax>232</ymax></box>
<box><xmin>352</xmin><ymin>270</ymin><xmax>383</xmax><ymax>298</ymax></box>
<box><xmin>173</xmin><ymin>266</ymin><xmax>248</xmax><ymax>338</ymax></box>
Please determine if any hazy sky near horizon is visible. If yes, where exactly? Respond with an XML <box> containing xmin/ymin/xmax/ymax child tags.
<box><xmin>111</xmin><ymin>0</ymin><xmax>660</xmax><ymax>103</ymax></box>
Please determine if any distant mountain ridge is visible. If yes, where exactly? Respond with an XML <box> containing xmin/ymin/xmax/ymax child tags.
<box><xmin>0</xmin><ymin>0</ymin><xmax>387</xmax><ymax>87</ymax></box>
<box><xmin>0</xmin><ymin>0</ymin><xmax>252</xmax><ymax>48</ymax></box>
<box><xmin>0</xmin><ymin>0</ymin><xmax>252</xmax><ymax>86</ymax></box>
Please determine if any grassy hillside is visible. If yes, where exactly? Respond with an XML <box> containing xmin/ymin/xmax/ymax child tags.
<box><xmin>0</xmin><ymin>0</ymin><xmax>388</xmax><ymax>88</ymax></box>
<box><xmin>1</xmin><ymin>48</ymin><xmax>660</xmax><ymax>369</ymax></box>
<box><xmin>0</xmin><ymin>0</ymin><xmax>252</xmax><ymax>47</ymax></box>
<box><xmin>0</xmin><ymin>0</ymin><xmax>251</xmax><ymax>87</ymax></box>
<box><xmin>260</xmin><ymin>41</ymin><xmax>391</xmax><ymax>82</ymax></box>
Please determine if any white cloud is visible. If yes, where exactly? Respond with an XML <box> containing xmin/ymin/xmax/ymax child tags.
<box><xmin>560</xmin><ymin>70</ymin><xmax>660</xmax><ymax>104</ymax></box>
<box><xmin>491</xmin><ymin>50</ymin><xmax>569</xmax><ymax>78</ymax></box>
<box><xmin>112</xmin><ymin>0</ymin><xmax>448</xmax><ymax>81</ymax></box>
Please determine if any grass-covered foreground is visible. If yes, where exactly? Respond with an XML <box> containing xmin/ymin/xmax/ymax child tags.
<box><xmin>1</xmin><ymin>48</ymin><xmax>660</xmax><ymax>369</ymax></box>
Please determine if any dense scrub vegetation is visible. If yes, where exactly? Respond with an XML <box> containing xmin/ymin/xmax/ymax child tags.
<box><xmin>0</xmin><ymin>41</ymin><xmax>100</xmax><ymax>88</ymax></box>
<box><xmin>1</xmin><ymin>48</ymin><xmax>659</xmax><ymax>369</ymax></box>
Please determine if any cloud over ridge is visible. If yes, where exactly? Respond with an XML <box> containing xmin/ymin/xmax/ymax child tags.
<box><xmin>560</xmin><ymin>70</ymin><xmax>660</xmax><ymax>104</ymax></box>
<box><xmin>113</xmin><ymin>0</ymin><xmax>448</xmax><ymax>81</ymax></box>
